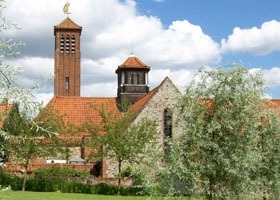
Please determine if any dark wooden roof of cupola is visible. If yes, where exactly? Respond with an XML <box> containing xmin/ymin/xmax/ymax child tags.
<box><xmin>116</xmin><ymin>54</ymin><xmax>150</xmax><ymax>73</ymax></box>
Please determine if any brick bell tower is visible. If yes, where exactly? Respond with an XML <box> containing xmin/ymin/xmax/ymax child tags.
<box><xmin>54</xmin><ymin>17</ymin><xmax>82</xmax><ymax>96</ymax></box>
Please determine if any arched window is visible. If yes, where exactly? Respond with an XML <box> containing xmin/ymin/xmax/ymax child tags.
<box><xmin>164</xmin><ymin>108</ymin><xmax>172</xmax><ymax>138</ymax></box>
<box><xmin>65</xmin><ymin>77</ymin><xmax>69</xmax><ymax>90</ymax></box>
<box><xmin>164</xmin><ymin>108</ymin><xmax>172</xmax><ymax>152</ymax></box>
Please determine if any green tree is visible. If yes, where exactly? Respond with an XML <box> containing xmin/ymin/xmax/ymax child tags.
<box><xmin>0</xmin><ymin>130</ymin><xmax>9</xmax><ymax>164</ymax></box>
<box><xmin>255</xmin><ymin>110</ymin><xmax>280</xmax><ymax>200</ymax></box>
<box><xmin>2</xmin><ymin>103</ymin><xmax>59</xmax><ymax>191</ymax></box>
<box><xmin>2</xmin><ymin>103</ymin><xmax>29</xmax><ymax>136</ymax></box>
<box><xmin>0</xmin><ymin>1</ymin><xmax>59</xmax><ymax>191</ymax></box>
<box><xmin>0</xmin><ymin>0</ymin><xmax>26</xmax><ymax>167</ymax></box>
<box><xmin>160</xmin><ymin>66</ymin><xmax>279</xmax><ymax>199</ymax></box>
<box><xmin>83</xmin><ymin>103</ymin><xmax>158</xmax><ymax>195</ymax></box>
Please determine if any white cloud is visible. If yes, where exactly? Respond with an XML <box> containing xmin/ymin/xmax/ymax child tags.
<box><xmin>2</xmin><ymin>0</ymin><xmax>280</xmax><ymax>103</ymax></box>
<box><xmin>149</xmin><ymin>68</ymin><xmax>195</xmax><ymax>93</ymax></box>
<box><xmin>82</xmin><ymin>82</ymin><xmax>117</xmax><ymax>97</ymax></box>
<box><xmin>249</xmin><ymin>67</ymin><xmax>280</xmax><ymax>98</ymax></box>
<box><xmin>221</xmin><ymin>20</ymin><xmax>280</xmax><ymax>55</ymax></box>
<box><xmin>4</xmin><ymin>57</ymin><xmax>53</xmax><ymax>90</ymax></box>
<box><xmin>2</xmin><ymin>0</ymin><xmax>222</xmax><ymax>103</ymax></box>
<box><xmin>262</xmin><ymin>67</ymin><xmax>280</xmax><ymax>88</ymax></box>
<box><xmin>137</xmin><ymin>20</ymin><xmax>221</xmax><ymax>68</ymax></box>
<box><xmin>34</xmin><ymin>92</ymin><xmax>54</xmax><ymax>106</ymax></box>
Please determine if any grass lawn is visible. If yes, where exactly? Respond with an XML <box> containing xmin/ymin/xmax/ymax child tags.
<box><xmin>0</xmin><ymin>191</ymin><xmax>147</xmax><ymax>200</ymax></box>
<box><xmin>0</xmin><ymin>191</ymin><xmax>262</xmax><ymax>200</ymax></box>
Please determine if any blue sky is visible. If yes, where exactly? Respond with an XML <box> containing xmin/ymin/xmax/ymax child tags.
<box><xmin>137</xmin><ymin>0</ymin><xmax>280</xmax><ymax>98</ymax></box>
<box><xmin>138</xmin><ymin>0</ymin><xmax>279</xmax><ymax>38</ymax></box>
<box><xmin>137</xmin><ymin>0</ymin><xmax>280</xmax><ymax>65</ymax></box>
<box><xmin>2</xmin><ymin>0</ymin><xmax>280</xmax><ymax>103</ymax></box>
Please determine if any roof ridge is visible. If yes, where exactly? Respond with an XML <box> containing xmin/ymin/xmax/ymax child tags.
<box><xmin>53</xmin><ymin>96</ymin><xmax>116</xmax><ymax>99</ymax></box>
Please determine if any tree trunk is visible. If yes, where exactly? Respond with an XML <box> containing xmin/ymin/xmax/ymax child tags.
<box><xmin>117</xmin><ymin>158</ymin><xmax>122</xmax><ymax>196</ymax></box>
<box><xmin>22</xmin><ymin>170</ymin><xmax>27</xmax><ymax>191</ymax></box>
<box><xmin>22</xmin><ymin>160</ymin><xmax>29</xmax><ymax>191</ymax></box>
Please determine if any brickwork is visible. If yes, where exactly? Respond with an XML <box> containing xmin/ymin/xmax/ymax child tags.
<box><xmin>5</xmin><ymin>163</ymin><xmax>93</xmax><ymax>174</ymax></box>
<box><xmin>54</xmin><ymin>18</ymin><xmax>82</xmax><ymax>96</ymax></box>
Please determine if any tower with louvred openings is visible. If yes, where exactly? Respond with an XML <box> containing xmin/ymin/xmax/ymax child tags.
<box><xmin>54</xmin><ymin>17</ymin><xmax>82</xmax><ymax>96</ymax></box>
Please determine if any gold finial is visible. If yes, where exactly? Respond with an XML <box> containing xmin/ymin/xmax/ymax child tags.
<box><xmin>63</xmin><ymin>1</ymin><xmax>71</xmax><ymax>16</ymax></box>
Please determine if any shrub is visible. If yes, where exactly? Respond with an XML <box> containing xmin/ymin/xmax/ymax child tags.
<box><xmin>122</xmin><ymin>166</ymin><xmax>144</xmax><ymax>185</ymax></box>
<box><xmin>1</xmin><ymin>167</ymin><xmax>144</xmax><ymax>195</ymax></box>
<box><xmin>33</xmin><ymin>166</ymin><xmax>89</xmax><ymax>179</ymax></box>
<box><xmin>0</xmin><ymin>169</ymin><xmax>22</xmax><ymax>190</ymax></box>
<box><xmin>94</xmin><ymin>183</ymin><xmax>117</xmax><ymax>195</ymax></box>
<box><xmin>121</xmin><ymin>185</ymin><xmax>145</xmax><ymax>196</ymax></box>
<box><xmin>26</xmin><ymin>178</ymin><xmax>58</xmax><ymax>192</ymax></box>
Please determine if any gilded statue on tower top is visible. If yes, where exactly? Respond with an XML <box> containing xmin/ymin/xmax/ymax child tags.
<box><xmin>63</xmin><ymin>1</ymin><xmax>70</xmax><ymax>15</ymax></box>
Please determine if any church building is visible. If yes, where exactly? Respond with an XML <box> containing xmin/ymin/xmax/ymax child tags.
<box><xmin>42</xmin><ymin>17</ymin><xmax>180</xmax><ymax>178</ymax></box>
<box><xmin>3</xmin><ymin>14</ymin><xmax>280</xmax><ymax>179</ymax></box>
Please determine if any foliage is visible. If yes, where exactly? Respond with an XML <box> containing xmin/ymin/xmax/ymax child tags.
<box><xmin>26</xmin><ymin>178</ymin><xmax>94</xmax><ymax>193</ymax></box>
<box><xmin>34</xmin><ymin>106</ymin><xmax>77</xmax><ymax>136</ymax></box>
<box><xmin>0</xmin><ymin>1</ymin><xmax>60</xmax><ymax>191</ymax></box>
<box><xmin>0</xmin><ymin>166</ymin><xmax>141</xmax><ymax>196</ymax></box>
<box><xmin>1</xmin><ymin>102</ymin><xmax>60</xmax><ymax>191</ymax></box>
<box><xmin>0</xmin><ymin>1</ymin><xmax>39</xmax><ymax>117</ymax></box>
<box><xmin>83</xmin><ymin>102</ymin><xmax>159</xmax><ymax>195</ymax></box>
<box><xmin>0</xmin><ymin>0</ymin><xmax>24</xmax><ymax>167</ymax></box>
<box><xmin>33</xmin><ymin>166</ymin><xmax>89</xmax><ymax>179</ymax></box>
<box><xmin>157</xmin><ymin>66</ymin><xmax>280</xmax><ymax>199</ymax></box>
<box><xmin>2</xmin><ymin>103</ymin><xmax>29</xmax><ymax>136</ymax></box>
<box><xmin>25</xmin><ymin>178</ymin><xmax>142</xmax><ymax>195</ymax></box>
<box><xmin>253</xmin><ymin>109</ymin><xmax>280</xmax><ymax>199</ymax></box>
<box><xmin>0</xmin><ymin>130</ymin><xmax>9</xmax><ymax>163</ymax></box>
<box><xmin>0</xmin><ymin>169</ymin><xmax>22</xmax><ymax>190</ymax></box>
<box><xmin>121</xmin><ymin>166</ymin><xmax>144</xmax><ymax>186</ymax></box>
<box><xmin>0</xmin><ymin>1</ymin><xmax>38</xmax><ymax>168</ymax></box>
<box><xmin>0</xmin><ymin>184</ymin><xmax>11</xmax><ymax>191</ymax></box>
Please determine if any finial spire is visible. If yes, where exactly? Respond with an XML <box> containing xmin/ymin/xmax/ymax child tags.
<box><xmin>63</xmin><ymin>1</ymin><xmax>71</xmax><ymax>16</ymax></box>
<box><xmin>131</xmin><ymin>40</ymin><xmax>134</xmax><ymax>54</ymax></box>
<box><xmin>130</xmin><ymin>41</ymin><xmax>135</xmax><ymax>57</ymax></box>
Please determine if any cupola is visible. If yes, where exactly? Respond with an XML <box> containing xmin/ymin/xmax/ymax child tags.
<box><xmin>116</xmin><ymin>54</ymin><xmax>150</xmax><ymax>107</ymax></box>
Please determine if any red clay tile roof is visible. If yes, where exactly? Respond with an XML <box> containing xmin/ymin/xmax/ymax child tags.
<box><xmin>263</xmin><ymin>99</ymin><xmax>280</xmax><ymax>116</ymax></box>
<box><xmin>268</xmin><ymin>99</ymin><xmax>280</xmax><ymax>109</ymax></box>
<box><xmin>45</xmin><ymin>96</ymin><xmax>121</xmax><ymax>126</ymax></box>
<box><xmin>42</xmin><ymin>85</ymin><xmax>280</xmax><ymax>137</ymax></box>
<box><xmin>43</xmin><ymin>78</ymin><xmax>175</xmax><ymax>135</ymax></box>
<box><xmin>116</xmin><ymin>54</ymin><xmax>150</xmax><ymax>71</ymax></box>
<box><xmin>131</xmin><ymin>85</ymin><xmax>158</xmax><ymax>114</ymax></box>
